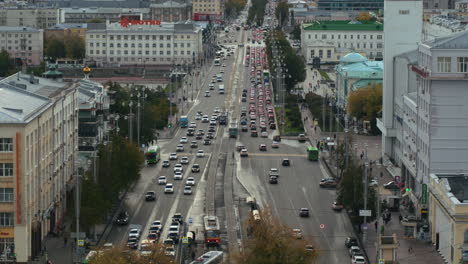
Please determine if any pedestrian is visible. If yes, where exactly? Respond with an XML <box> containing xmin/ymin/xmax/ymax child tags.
<box><xmin>399</xmin><ymin>214</ymin><xmax>403</xmax><ymax>222</ymax></box>
<box><xmin>64</xmin><ymin>236</ymin><xmax>67</xmax><ymax>246</ymax></box>
<box><xmin>380</xmin><ymin>171</ymin><xmax>383</xmax><ymax>178</ymax></box>
<box><xmin>408</xmin><ymin>246</ymin><xmax>413</xmax><ymax>253</ymax></box>
<box><xmin>314</xmin><ymin>126</ymin><xmax>317</xmax><ymax>133</ymax></box>
<box><xmin>360</xmin><ymin>152</ymin><xmax>364</xmax><ymax>160</ymax></box>
<box><xmin>374</xmin><ymin>221</ymin><xmax>378</xmax><ymax>230</ymax></box>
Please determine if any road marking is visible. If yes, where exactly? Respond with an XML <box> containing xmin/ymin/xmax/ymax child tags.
<box><xmin>247</xmin><ymin>153</ymin><xmax>307</xmax><ymax>157</ymax></box>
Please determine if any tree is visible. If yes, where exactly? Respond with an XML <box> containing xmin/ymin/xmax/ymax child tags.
<box><xmin>356</xmin><ymin>12</ymin><xmax>373</xmax><ymax>22</ymax></box>
<box><xmin>0</xmin><ymin>49</ymin><xmax>15</xmax><ymax>76</ymax></box>
<box><xmin>231</xmin><ymin>208</ymin><xmax>316</xmax><ymax>264</ymax></box>
<box><xmin>275</xmin><ymin>1</ymin><xmax>289</xmax><ymax>27</ymax></box>
<box><xmin>225</xmin><ymin>0</ymin><xmax>247</xmax><ymax>18</ymax></box>
<box><xmin>291</xmin><ymin>25</ymin><xmax>301</xmax><ymax>41</ymax></box>
<box><xmin>64</xmin><ymin>35</ymin><xmax>85</xmax><ymax>59</ymax></box>
<box><xmin>45</xmin><ymin>37</ymin><xmax>66</xmax><ymax>60</ymax></box>
<box><xmin>27</xmin><ymin>61</ymin><xmax>46</xmax><ymax>76</ymax></box>
<box><xmin>87</xmin><ymin>244</ymin><xmax>174</xmax><ymax>264</ymax></box>
<box><xmin>347</xmin><ymin>83</ymin><xmax>382</xmax><ymax>134</ymax></box>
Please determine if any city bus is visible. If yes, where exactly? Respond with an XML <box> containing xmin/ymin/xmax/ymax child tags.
<box><xmin>203</xmin><ymin>216</ymin><xmax>221</xmax><ymax>246</ymax></box>
<box><xmin>145</xmin><ymin>145</ymin><xmax>161</xmax><ymax>164</ymax></box>
<box><xmin>180</xmin><ymin>115</ymin><xmax>189</xmax><ymax>128</ymax></box>
<box><xmin>307</xmin><ymin>146</ymin><xmax>319</xmax><ymax>161</ymax></box>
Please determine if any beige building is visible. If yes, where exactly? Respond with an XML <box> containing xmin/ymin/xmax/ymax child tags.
<box><xmin>0</xmin><ymin>26</ymin><xmax>44</xmax><ymax>66</ymax></box>
<box><xmin>0</xmin><ymin>72</ymin><xmax>78</xmax><ymax>263</ymax></box>
<box><xmin>0</xmin><ymin>8</ymin><xmax>60</xmax><ymax>29</ymax></box>
<box><xmin>192</xmin><ymin>0</ymin><xmax>222</xmax><ymax>21</ymax></box>
<box><xmin>429</xmin><ymin>173</ymin><xmax>468</xmax><ymax>264</ymax></box>
<box><xmin>150</xmin><ymin>1</ymin><xmax>192</xmax><ymax>22</ymax></box>
<box><xmin>45</xmin><ymin>23</ymin><xmax>87</xmax><ymax>41</ymax></box>
<box><xmin>85</xmin><ymin>21</ymin><xmax>203</xmax><ymax>66</ymax></box>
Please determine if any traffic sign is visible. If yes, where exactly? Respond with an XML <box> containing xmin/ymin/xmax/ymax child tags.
<box><xmin>320</xmin><ymin>224</ymin><xmax>325</xmax><ymax>229</ymax></box>
<box><xmin>182</xmin><ymin>237</ymin><xmax>189</xmax><ymax>244</ymax></box>
<box><xmin>379</xmin><ymin>259</ymin><xmax>385</xmax><ymax>264</ymax></box>
<box><xmin>359</xmin><ymin>210</ymin><xmax>372</xmax><ymax>217</ymax></box>
<box><xmin>77</xmin><ymin>240</ymin><xmax>84</xmax><ymax>247</ymax></box>
<box><xmin>188</xmin><ymin>217</ymin><xmax>193</xmax><ymax>224</ymax></box>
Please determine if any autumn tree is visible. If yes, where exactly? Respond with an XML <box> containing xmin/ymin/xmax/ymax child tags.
<box><xmin>356</xmin><ymin>12</ymin><xmax>374</xmax><ymax>22</ymax></box>
<box><xmin>231</xmin><ymin>208</ymin><xmax>316</xmax><ymax>264</ymax></box>
<box><xmin>0</xmin><ymin>49</ymin><xmax>15</xmax><ymax>76</ymax></box>
<box><xmin>347</xmin><ymin>83</ymin><xmax>382</xmax><ymax>119</ymax></box>
<box><xmin>225</xmin><ymin>0</ymin><xmax>247</xmax><ymax>18</ymax></box>
<box><xmin>64</xmin><ymin>35</ymin><xmax>85</xmax><ymax>59</ymax></box>
<box><xmin>87</xmin><ymin>244</ymin><xmax>174</xmax><ymax>264</ymax></box>
<box><xmin>45</xmin><ymin>37</ymin><xmax>66</xmax><ymax>60</ymax></box>
<box><xmin>275</xmin><ymin>1</ymin><xmax>290</xmax><ymax>27</ymax></box>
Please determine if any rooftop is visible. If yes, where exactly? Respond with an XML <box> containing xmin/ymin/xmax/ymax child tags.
<box><xmin>47</xmin><ymin>23</ymin><xmax>87</xmax><ymax>30</ymax></box>
<box><xmin>432</xmin><ymin>174</ymin><xmax>468</xmax><ymax>203</ymax></box>
<box><xmin>89</xmin><ymin>21</ymin><xmax>201</xmax><ymax>33</ymax></box>
<box><xmin>302</xmin><ymin>20</ymin><xmax>383</xmax><ymax>31</ymax></box>
<box><xmin>150</xmin><ymin>1</ymin><xmax>191</xmax><ymax>8</ymax></box>
<box><xmin>0</xmin><ymin>72</ymin><xmax>71</xmax><ymax>99</ymax></box>
<box><xmin>422</xmin><ymin>29</ymin><xmax>468</xmax><ymax>49</ymax></box>
<box><xmin>336</xmin><ymin>59</ymin><xmax>384</xmax><ymax>80</ymax></box>
<box><xmin>0</xmin><ymin>26</ymin><xmax>42</xmax><ymax>32</ymax></box>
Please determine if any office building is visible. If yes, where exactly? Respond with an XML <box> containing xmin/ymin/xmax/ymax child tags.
<box><xmin>150</xmin><ymin>1</ymin><xmax>192</xmax><ymax>22</ymax></box>
<box><xmin>0</xmin><ymin>8</ymin><xmax>60</xmax><ymax>29</ymax></box>
<box><xmin>0</xmin><ymin>26</ymin><xmax>44</xmax><ymax>66</ymax></box>
<box><xmin>192</xmin><ymin>0</ymin><xmax>222</xmax><ymax>21</ymax></box>
<box><xmin>60</xmin><ymin>7</ymin><xmax>150</xmax><ymax>24</ymax></box>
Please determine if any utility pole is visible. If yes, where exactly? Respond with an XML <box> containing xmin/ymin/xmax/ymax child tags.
<box><xmin>329</xmin><ymin>99</ymin><xmax>333</xmax><ymax>133</ymax></box>
<box><xmin>363</xmin><ymin>144</ymin><xmax>369</xmax><ymax>242</ymax></box>
<box><xmin>322</xmin><ymin>93</ymin><xmax>326</xmax><ymax>132</ymax></box>
<box><xmin>137</xmin><ymin>98</ymin><xmax>141</xmax><ymax>148</ymax></box>
<box><xmin>75</xmin><ymin>172</ymin><xmax>81</xmax><ymax>262</ymax></box>
<box><xmin>129</xmin><ymin>102</ymin><xmax>133</xmax><ymax>143</ymax></box>
<box><xmin>345</xmin><ymin>114</ymin><xmax>349</xmax><ymax>169</ymax></box>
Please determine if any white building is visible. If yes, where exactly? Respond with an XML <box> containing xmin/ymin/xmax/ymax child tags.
<box><xmin>300</xmin><ymin>20</ymin><xmax>384</xmax><ymax>63</ymax></box>
<box><xmin>0</xmin><ymin>72</ymin><xmax>78</xmax><ymax>262</ymax></box>
<box><xmin>0</xmin><ymin>26</ymin><xmax>44</xmax><ymax>66</ymax></box>
<box><xmin>60</xmin><ymin>7</ymin><xmax>150</xmax><ymax>24</ymax></box>
<box><xmin>85</xmin><ymin>21</ymin><xmax>203</xmax><ymax>66</ymax></box>
<box><xmin>0</xmin><ymin>8</ymin><xmax>60</xmax><ymax>29</ymax></box>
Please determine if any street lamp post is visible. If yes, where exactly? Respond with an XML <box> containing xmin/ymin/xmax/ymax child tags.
<box><xmin>362</xmin><ymin>143</ymin><xmax>369</xmax><ymax>243</ymax></box>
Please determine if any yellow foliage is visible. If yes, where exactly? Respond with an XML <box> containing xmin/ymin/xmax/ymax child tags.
<box><xmin>347</xmin><ymin>83</ymin><xmax>382</xmax><ymax>120</ymax></box>
<box><xmin>356</xmin><ymin>12</ymin><xmax>372</xmax><ymax>22</ymax></box>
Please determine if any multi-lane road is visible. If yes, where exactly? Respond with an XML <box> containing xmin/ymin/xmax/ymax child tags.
<box><xmin>103</xmin><ymin>15</ymin><xmax>355</xmax><ymax>264</ymax></box>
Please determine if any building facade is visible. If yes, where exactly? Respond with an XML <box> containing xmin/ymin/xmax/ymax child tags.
<box><xmin>0</xmin><ymin>8</ymin><xmax>60</xmax><ymax>29</ymax></box>
<box><xmin>428</xmin><ymin>173</ymin><xmax>468</xmax><ymax>264</ymax></box>
<box><xmin>192</xmin><ymin>0</ymin><xmax>222</xmax><ymax>21</ymax></box>
<box><xmin>85</xmin><ymin>21</ymin><xmax>203</xmax><ymax>66</ymax></box>
<box><xmin>0</xmin><ymin>72</ymin><xmax>78</xmax><ymax>263</ymax></box>
<box><xmin>45</xmin><ymin>23</ymin><xmax>87</xmax><ymax>41</ymax></box>
<box><xmin>316</xmin><ymin>0</ymin><xmax>383</xmax><ymax>10</ymax></box>
<box><xmin>150</xmin><ymin>1</ymin><xmax>192</xmax><ymax>22</ymax></box>
<box><xmin>60</xmin><ymin>7</ymin><xmax>150</xmax><ymax>24</ymax></box>
<box><xmin>0</xmin><ymin>26</ymin><xmax>44</xmax><ymax>66</ymax></box>
<box><xmin>334</xmin><ymin>53</ymin><xmax>384</xmax><ymax>109</ymax></box>
<box><xmin>301</xmin><ymin>21</ymin><xmax>384</xmax><ymax>63</ymax></box>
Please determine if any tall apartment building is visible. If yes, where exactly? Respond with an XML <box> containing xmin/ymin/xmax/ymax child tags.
<box><xmin>192</xmin><ymin>0</ymin><xmax>222</xmax><ymax>21</ymax></box>
<box><xmin>300</xmin><ymin>21</ymin><xmax>384</xmax><ymax>63</ymax></box>
<box><xmin>0</xmin><ymin>26</ymin><xmax>44</xmax><ymax>66</ymax></box>
<box><xmin>85</xmin><ymin>21</ymin><xmax>203</xmax><ymax>66</ymax></box>
<box><xmin>0</xmin><ymin>72</ymin><xmax>78</xmax><ymax>263</ymax></box>
<box><xmin>0</xmin><ymin>8</ymin><xmax>60</xmax><ymax>29</ymax></box>
<box><xmin>150</xmin><ymin>1</ymin><xmax>192</xmax><ymax>22</ymax></box>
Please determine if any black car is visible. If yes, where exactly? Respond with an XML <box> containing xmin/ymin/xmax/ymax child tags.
<box><xmin>172</xmin><ymin>213</ymin><xmax>183</xmax><ymax>224</ymax></box>
<box><xmin>384</xmin><ymin>181</ymin><xmax>400</xmax><ymax>190</ymax></box>
<box><xmin>203</xmin><ymin>139</ymin><xmax>212</xmax><ymax>145</ymax></box>
<box><xmin>167</xmin><ymin>232</ymin><xmax>179</xmax><ymax>244</ymax></box>
<box><xmin>282</xmin><ymin>159</ymin><xmax>290</xmax><ymax>166</ymax></box>
<box><xmin>251</xmin><ymin>131</ymin><xmax>258</xmax><ymax>137</ymax></box>
<box><xmin>191</xmin><ymin>164</ymin><xmax>200</xmax><ymax>173</ymax></box>
<box><xmin>269</xmin><ymin>175</ymin><xmax>278</xmax><ymax>184</ymax></box>
<box><xmin>196</xmin><ymin>134</ymin><xmax>203</xmax><ymax>140</ymax></box>
<box><xmin>145</xmin><ymin>191</ymin><xmax>156</xmax><ymax>201</ymax></box>
<box><xmin>345</xmin><ymin>237</ymin><xmax>358</xmax><ymax>248</ymax></box>
<box><xmin>299</xmin><ymin>208</ymin><xmax>310</xmax><ymax>217</ymax></box>
<box><xmin>186</xmin><ymin>130</ymin><xmax>194</xmax><ymax>136</ymax></box>
<box><xmin>115</xmin><ymin>211</ymin><xmax>129</xmax><ymax>225</ymax></box>
<box><xmin>241</xmin><ymin>126</ymin><xmax>248</xmax><ymax>132</ymax></box>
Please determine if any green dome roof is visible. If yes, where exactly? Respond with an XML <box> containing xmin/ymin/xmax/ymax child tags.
<box><xmin>340</xmin><ymin>53</ymin><xmax>367</xmax><ymax>64</ymax></box>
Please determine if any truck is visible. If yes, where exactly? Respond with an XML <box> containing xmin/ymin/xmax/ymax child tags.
<box><xmin>218</xmin><ymin>84</ymin><xmax>225</xmax><ymax>94</ymax></box>
<box><xmin>218</xmin><ymin>112</ymin><xmax>228</xmax><ymax>125</ymax></box>
<box><xmin>229</xmin><ymin>119</ymin><xmax>238</xmax><ymax>138</ymax></box>
<box><xmin>180</xmin><ymin>115</ymin><xmax>189</xmax><ymax>128</ymax></box>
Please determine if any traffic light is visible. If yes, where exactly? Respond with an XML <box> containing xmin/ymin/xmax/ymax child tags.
<box><xmin>405</xmin><ymin>187</ymin><xmax>411</xmax><ymax>192</ymax></box>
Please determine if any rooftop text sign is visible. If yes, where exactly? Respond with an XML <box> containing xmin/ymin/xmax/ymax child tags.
<box><xmin>119</xmin><ymin>18</ymin><xmax>161</xmax><ymax>27</ymax></box>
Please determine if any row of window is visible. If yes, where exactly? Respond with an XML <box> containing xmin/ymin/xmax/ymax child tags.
<box><xmin>307</xmin><ymin>33</ymin><xmax>383</xmax><ymax>41</ymax></box>
<box><xmin>0</xmin><ymin>139</ymin><xmax>13</xmax><ymax>152</ymax></box>
<box><xmin>90</xmin><ymin>34</ymin><xmax>192</xmax><ymax>40</ymax></box>
<box><xmin>336</xmin><ymin>42</ymin><xmax>382</xmax><ymax>49</ymax></box>
<box><xmin>108</xmin><ymin>57</ymin><xmax>190</xmax><ymax>62</ymax></box>
<box><xmin>89</xmin><ymin>42</ymin><xmax>192</xmax><ymax>48</ymax></box>
<box><xmin>0</xmin><ymin>33</ymin><xmax>33</xmax><ymax>38</ymax></box>
<box><xmin>2</xmin><ymin>40</ymin><xmax>34</xmax><ymax>44</ymax></box>
<box><xmin>1</xmin><ymin>47</ymin><xmax>34</xmax><ymax>52</ymax></box>
<box><xmin>310</xmin><ymin>49</ymin><xmax>383</xmax><ymax>58</ymax></box>
<box><xmin>0</xmin><ymin>189</ymin><xmax>13</xmax><ymax>203</ymax></box>
<box><xmin>437</xmin><ymin>57</ymin><xmax>468</xmax><ymax>73</ymax></box>
<box><xmin>89</xmin><ymin>49</ymin><xmax>193</xmax><ymax>56</ymax></box>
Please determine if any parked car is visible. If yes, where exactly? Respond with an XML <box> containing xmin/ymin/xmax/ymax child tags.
<box><xmin>320</xmin><ymin>179</ymin><xmax>337</xmax><ymax>188</ymax></box>
<box><xmin>345</xmin><ymin>237</ymin><xmax>358</xmax><ymax>248</ymax></box>
<box><xmin>384</xmin><ymin>181</ymin><xmax>399</xmax><ymax>190</ymax></box>
<box><xmin>332</xmin><ymin>201</ymin><xmax>344</xmax><ymax>211</ymax></box>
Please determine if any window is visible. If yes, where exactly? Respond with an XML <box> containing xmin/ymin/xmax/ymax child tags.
<box><xmin>124</xmin><ymin>50</ymin><xmax>128</xmax><ymax>55</ymax></box>
<box><xmin>308</xmin><ymin>34</ymin><xmax>311</xmax><ymax>39</ymax></box>
<box><xmin>138</xmin><ymin>43</ymin><xmax>142</xmax><ymax>48</ymax></box>
<box><xmin>363</xmin><ymin>35</ymin><xmax>367</xmax><ymax>39</ymax></box>
<box><xmin>131</xmin><ymin>51</ymin><xmax>135</xmax><ymax>55</ymax></box>
<box><xmin>464</xmin><ymin>229</ymin><xmax>468</xmax><ymax>244</ymax></box>
<box><xmin>344</xmin><ymin>35</ymin><xmax>347</xmax><ymax>39</ymax></box>
<box><xmin>0</xmin><ymin>139</ymin><xmax>13</xmax><ymax>152</ymax></box>
<box><xmin>138</xmin><ymin>51</ymin><xmax>142</xmax><ymax>55</ymax></box>
<box><xmin>399</xmin><ymin>10</ymin><xmax>410</xmax><ymax>14</ymax></box>
<box><xmin>0</xmin><ymin>213</ymin><xmax>13</xmax><ymax>227</ymax></box>
<box><xmin>167</xmin><ymin>36</ymin><xmax>171</xmax><ymax>40</ymax></box>
<box><xmin>457</xmin><ymin>57</ymin><xmax>468</xmax><ymax>72</ymax></box>
<box><xmin>110</xmin><ymin>36</ymin><xmax>114</xmax><ymax>40</ymax></box>
<box><xmin>377</xmin><ymin>35</ymin><xmax>383</xmax><ymax>40</ymax></box>
<box><xmin>377</xmin><ymin>43</ymin><xmax>383</xmax><ymax>49</ymax></box>
<box><xmin>159</xmin><ymin>36</ymin><xmax>164</xmax><ymax>40</ymax></box>
<box><xmin>187</xmin><ymin>43</ymin><xmax>191</xmax><ymax>48</ymax></box>
<box><xmin>311</xmin><ymin>50</ymin><xmax>315</xmax><ymax>57</ymax></box>
<box><xmin>437</xmin><ymin>57</ymin><xmax>451</xmax><ymax>72</ymax></box>
<box><xmin>131</xmin><ymin>43</ymin><xmax>135</xmax><ymax>48</ymax></box>
<box><xmin>90</xmin><ymin>43</ymin><xmax>94</xmax><ymax>47</ymax></box>
<box><xmin>160</xmin><ymin>51</ymin><xmax>163</xmax><ymax>55</ymax></box>
<box><xmin>152</xmin><ymin>36</ymin><xmax>156</xmax><ymax>40</ymax></box>
<box><xmin>153</xmin><ymin>43</ymin><xmax>156</xmax><ymax>48</ymax></box>
<box><xmin>138</xmin><ymin>35</ymin><xmax>142</xmax><ymax>40</ymax></box>
<box><xmin>131</xmin><ymin>35</ymin><xmax>135</xmax><ymax>40</ymax></box>
<box><xmin>338</xmin><ymin>34</ymin><xmax>341</xmax><ymax>39</ymax></box>
<box><xmin>0</xmin><ymin>189</ymin><xmax>13</xmax><ymax>202</ymax></box>
<box><xmin>350</xmin><ymin>35</ymin><xmax>353</xmax><ymax>39</ymax></box>
<box><xmin>90</xmin><ymin>50</ymin><xmax>93</xmax><ymax>55</ymax></box>
<box><xmin>370</xmin><ymin>35</ymin><xmax>373</xmax><ymax>40</ymax></box>
<box><xmin>117</xmin><ymin>43</ymin><xmax>121</xmax><ymax>48</ymax></box>
<box><xmin>327</xmin><ymin>50</ymin><xmax>331</xmax><ymax>58</ymax></box>
<box><xmin>181</xmin><ymin>43</ymin><xmax>185</xmax><ymax>48</ymax></box>
<box><xmin>0</xmin><ymin>164</ymin><xmax>13</xmax><ymax>177</ymax></box>
<box><xmin>319</xmin><ymin>50</ymin><xmax>323</xmax><ymax>58</ymax></box>
<box><xmin>160</xmin><ymin>43</ymin><xmax>163</xmax><ymax>48</ymax></box>
<box><xmin>174</xmin><ymin>43</ymin><xmax>178</xmax><ymax>48</ymax></box>
<box><xmin>322</xmin><ymin>34</ymin><xmax>326</xmax><ymax>39</ymax></box>
<box><xmin>124</xmin><ymin>43</ymin><xmax>128</xmax><ymax>48</ymax></box>
<box><xmin>167</xmin><ymin>43</ymin><xmax>171</xmax><ymax>48</ymax></box>
<box><xmin>124</xmin><ymin>35</ymin><xmax>128</xmax><ymax>40</ymax></box>
<box><xmin>145</xmin><ymin>43</ymin><xmax>149</xmax><ymax>48</ymax></box>
<box><xmin>146</xmin><ymin>35</ymin><xmax>149</xmax><ymax>40</ymax></box>
<box><xmin>110</xmin><ymin>43</ymin><xmax>113</xmax><ymax>48</ymax></box>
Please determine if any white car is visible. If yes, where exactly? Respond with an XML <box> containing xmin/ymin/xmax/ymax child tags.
<box><xmin>196</xmin><ymin>150</ymin><xmax>205</xmax><ymax>158</ymax></box>
<box><xmin>211</xmin><ymin>114</ymin><xmax>218</xmax><ymax>120</ymax></box>
<box><xmin>186</xmin><ymin>177</ymin><xmax>196</xmax><ymax>186</ymax></box>
<box><xmin>176</xmin><ymin>144</ymin><xmax>184</xmax><ymax>152</ymax></box>
<box><xmin>205</xmin><ymin>91</ymin><xmax>211</xmax><ymax>97</ymax></box>
<box><xmin>158</xmin><ymin>176</ymin><xmax>167</xmax><ymax>185</ymax></box>
<box><xmin>180</xmin><ymin>137</ymin><xmax>188</xmax><ymax>144</ymax></box>
<box><xmin>183</xmin><ymin>186</ymin><xmax>192</xmax><ymax>195</ymax></box>
<box><xmin>128</xmin><ymin>229</ymin><xmax>141</xmax><ymax>239</ymax></box>
<box><xmin>210</xmin><ymin>119</ymin><xmax>217</xmax><ymax>125</ymax></box>
<box><xmin>214</xmin><ymin>107</ymin><xmax>221</xmax><ymax>113</ymax></box>
<box><xmin>189</xmin><ymin>122</ymin><xmax>197</xmax><ymax>128</ymax></box>
<box><xmin>151</xmin><ymin>220</ymin><xmax>162</xmax><ymax>230</ymax></box>
<box><xmin>180</xmin><ymin>156</ymin><xmax>189</xmax><ymax>164</ymax></box>
<box><xmin>169</xmin><ymin>153</ymin><xmax>177</xmax><ymax>160</ymax></box>
<box><xmin>352</xmin><ymin>255</ymin><xmax>366</xmax><ymax>264</ymax></box>
<box><xmin>209</xmin><ymin>83</ymin><xmax>215</xmax><ymax>90</ymax></box>
<box><xmin>369</xmin><ymin>180</ymin><xmax>378</xmax><ymax>187</ymax></box>
<box><xmin>174</xmin><ymin>164</ymin><xmax>183</xmax><ymax>173</ymax></box>
<box><xmin>165</xmin><ymin>247</ymin><xmax>175</xmax><ymax>256</ymax></box>
<box><xmin>202</xmin><ymin>115</ymin><xmax>209</xmax><ymax>123</ymax></box>
<box><xmin>174</xmin><ymin>171</ymin><xmax>183</xmax><ymax>180</ymax></box>
<box><xmin>164</xmin><ymin>183</ymin><xmax>174</xmax><ymax>193</ymax></box>
<box><xmin>195</xmin><ymin>114</ymin><xmax>202</xmax><ymax>120</ymax></box>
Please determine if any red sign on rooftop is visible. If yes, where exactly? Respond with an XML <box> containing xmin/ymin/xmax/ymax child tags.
<box><xmin>119</xmin><ymin>17</ymin><xmax>161</xmax><ymax>27</ymax></box>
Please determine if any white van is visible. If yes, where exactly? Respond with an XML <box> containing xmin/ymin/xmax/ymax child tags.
<box><xmin>218</xmin><ymin>84</ymin><xmax>225</xmax><ymax>94</ymax></box>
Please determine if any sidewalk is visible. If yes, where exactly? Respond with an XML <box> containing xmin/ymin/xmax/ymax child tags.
<box><xmin>44</xmin><ymin>222</ymin><xmax>76</xmax><ymax>264</ymax></box>
<box><xmin>300</xmin><ymin>106</ymin><xmax>445</xmax><ymax>264</ymax></box>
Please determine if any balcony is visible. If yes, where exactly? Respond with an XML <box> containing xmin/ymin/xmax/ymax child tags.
<box><xmin>411</xmin><ymin>65</ymin><xmax>468</xmax><ymax>80</ymax></box>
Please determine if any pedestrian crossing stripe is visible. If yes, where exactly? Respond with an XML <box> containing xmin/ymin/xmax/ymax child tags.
<box><xmin>247</xmin><ymin>153</ymin><xmax>307</xmax><ymax>157</ymax></box>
